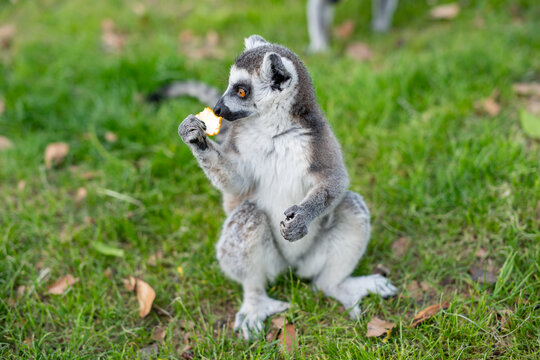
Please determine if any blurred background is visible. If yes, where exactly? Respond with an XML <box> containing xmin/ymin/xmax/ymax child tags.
<box><xmin>1</xmin><ymin>0</ymin><xmax>539</xmax><ymax>358</ymax></box>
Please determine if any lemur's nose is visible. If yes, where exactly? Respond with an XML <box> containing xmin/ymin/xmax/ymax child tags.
<box><xmin>213</xmin><ymin>98</ymin><xmax>224</xmax><ymax>117</ymax></box>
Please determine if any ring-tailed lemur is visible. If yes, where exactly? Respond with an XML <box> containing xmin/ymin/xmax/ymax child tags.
<box><xmin>178</xmin><ymin>35</ymin><xmax>397</xmax><ymax>339</ymax></box>
<box><xmin>308</xmin><ymin>0</ymin><xmax>398</xmax><ymax>52</ymax></box>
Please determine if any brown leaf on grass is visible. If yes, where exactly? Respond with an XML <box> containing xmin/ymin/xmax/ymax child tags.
<box><xmin>478</xmin><ymin>97</ymin><xmax>501</xmax><ymax>116</ymax></box>
<box><xmin>151</xmin><ymin>325</ymin><xmax>167</xmax><ymax>342</ymax></box>
<box><xmin>123</xmin><ymin>276</ymin><xmax>136</xmax><ymax>291</ymax></box>
<box><xmin>123</xmin><ymin>276</ymin><xmax>156</xmax><ymax>317</ymax></box>
<box><xmin>47</xmin><ymin>274</ymin><xmax>79</xmax><ymax>295</ymax></box>
<box><xmin>131</xmin><ymin>2</ymin><xmax>147</xmax><ymax>16</ymax></box>
<box><xmin>44</xmin><ymin>142</ymin><xmax>69</xmax><ymax>169</ymax></box>
<box><xmin>148</xmin><ymin>250</ymin><xmax>163</xmax><ymax>266</ymax></box>
<box><xmin>101</xmin><ymin>19</ymin><xmax>126</xmax><ymax>53</ymax></box>
<box><xmin>430</xmin><ymin>3</ymin><xmax>460</xmax><ymax>20</ymax></box>
<box><xmin>81</xmin><ymin>171</ymin><xmax>101</xmax><ymax>180</ymax></box>
<box><xmin>346</xmin><ymin>42</ymin><xmax>373</xmax><ymax>61</ymax></box>
<box><xmin>469</xmin><ymin>266</ymin><xmax>498</xmax><ymax>284</ymax></box>
<box><xmin>372</xmin><ymin>263</ymin><xmax>391</xmax><ymax>277</ymax></box>
<box><xmin>181</xmin><ymin>345</ymin><xmax>194</xmax><ymax>360</ymax></box>
<box><xmin>366</xmin><ymin>317</ymin><xmax>396</xmax><ymax>337</ymax></box>
<box><xmin>0</xmin><ymin>24</ymin><xmax>15</xmax><ymax>49</ymax></box>
<box><xmin>0</xmin><ymin>135</ymin><xmax>13</xmax><ymax>150</ymax></box>
<box><xmin>334</xmin><ymin>19</ymin><xmax>355</xmax><ymax>39</ymax></box>
<box><xmin>391</xmin><ymin>236</ymin><xmax>409</xmax><ymax>258</ymax></box>
<box><xmin>16</xmin><ymin>285</ymin><xmax>27</xmax><ymax>297</ymax></box>
<box><xmin>475</xmin><ymin>248</ymin><xmax>488</xmax><ymax>258</ymax></box>
<box><xmin>17</xmin><ymin>180</ymin><xmax>26</xmax><ymax>190</ymax></box>
<box><xmin>105</xmin><ymin>131</ymin><xmax>118</xmax><ymax>143</ymax></box>
<box><xmin>267</xmin><ymin>316</ymin><xmax>297</xmax><ymax>353</ymax></box>
<box><xmin>411</xmin><ymin>302</ymin><xmax>449</xmax><ymax>327</ymax></box>
<box><xmin>179</xmin><ymin>30</ymin><xmax>223</xmax><ymax>60</ymax></box>
<box><xmin>513</xmin><ymin>82</ymin><xmax>540</xmax><ymax>97</ymax></box>
<box><xmin>75</xmin><ymin>187</ymin><xmax>87</xmax><ymax>204</ymax></box>
<box><xmin>104</xmin><ymin>267</ymin><xmax>113</xmax><ymax>279</ymax></box>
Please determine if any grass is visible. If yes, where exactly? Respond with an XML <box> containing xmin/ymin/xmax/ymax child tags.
<box><xmin>1</xmin><ymin>0</ymin><xmax>539</xmax><ymax>358</ymax></box>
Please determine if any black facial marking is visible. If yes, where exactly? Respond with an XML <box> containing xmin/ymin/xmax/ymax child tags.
<box><xmin>268</xmin><ymin>53</ymin><xmax>291</xmax><ymax>91</ymax></box>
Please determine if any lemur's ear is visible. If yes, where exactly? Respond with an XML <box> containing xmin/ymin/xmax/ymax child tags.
<box><xmin>244</xmin><ymin>35</ymin><xmax>268</xmax><ymax>50</ymax></box>
<box><xmin>262</xmin><ymin>52</ymin><xmax>292</xmax><ymax>91</ymax></box>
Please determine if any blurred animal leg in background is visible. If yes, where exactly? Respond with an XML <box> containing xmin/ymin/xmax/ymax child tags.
<box><xmin>307</xmin><ymin>0</ymin><xmax>337</xmax><ymax>52</ymax></box>
<box><xmin>372</xmin><ymin>0</ymin><xmax>398</xmax><ymax>32</ymax></box>
<box><xmin>307</xmin><ymin>0</ymin><xmax>398</xmax><ymax>52</ymax></box>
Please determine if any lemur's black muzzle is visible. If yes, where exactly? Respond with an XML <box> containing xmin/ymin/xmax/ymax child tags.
<box><xmin>214</xmin><ymin>98</ymin><xmax>250</xmax><ymax>121</ymax></box>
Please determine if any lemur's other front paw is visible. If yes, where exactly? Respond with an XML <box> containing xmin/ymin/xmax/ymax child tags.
<box><xmin>178</xmin><ymin>114</ymin><xmax>208</xmax><ymax>150</ymax></box>
<box><xmin>280</xmin><ymin>205</ymin><xmax>309</xmax><ymax>242</ymax></box>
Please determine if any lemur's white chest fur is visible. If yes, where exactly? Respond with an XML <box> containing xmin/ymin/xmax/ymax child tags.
<box><xmin>234</xmin><ymin>115</ymin><xmax>321</xmax><ymax>263</ymax></box>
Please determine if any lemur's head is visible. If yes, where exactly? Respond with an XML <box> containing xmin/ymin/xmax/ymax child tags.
<box><xmin>214</xmin><ymin>35</ymin><xmax>316</xmax><ymax>122</ymax></box>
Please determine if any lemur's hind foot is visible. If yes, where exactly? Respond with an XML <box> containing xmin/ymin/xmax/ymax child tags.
<box><xmin>337</xmin><ymin>275</ymin><xmax>398</xmax><ymax>319</ymax></box>
<box><xmin>234</xmin><ymin>296</ymin><xmax>290</xmax><ymax>340</ymax></box>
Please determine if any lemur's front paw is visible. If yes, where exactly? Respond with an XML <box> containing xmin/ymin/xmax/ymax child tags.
<box><xmin>280</xmin><ymin>205</ymin><xmax>309</xmax><ymax>242</ymax></box>
<box><xmin>178</xmin><ymin>114</ymin><xmax>208</xmax><ymax>150</ymax></box>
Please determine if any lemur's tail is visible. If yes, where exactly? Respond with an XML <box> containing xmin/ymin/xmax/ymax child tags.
<box><xmin>146</xmin><ymin>80</ymin><xmax>221</xmax><ymax>107</ymax></box>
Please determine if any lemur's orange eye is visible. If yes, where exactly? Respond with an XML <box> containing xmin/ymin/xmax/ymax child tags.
<box><xmin>237</xmin><ymin>88</ymin><xmax>246</xmax><ymax>98</ymax></box>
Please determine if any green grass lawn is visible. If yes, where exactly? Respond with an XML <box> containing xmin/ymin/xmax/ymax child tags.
<box><xmin>1</xmin><ymin>0</ymin><xmax>539</xmax><ymax>358</ymax></box>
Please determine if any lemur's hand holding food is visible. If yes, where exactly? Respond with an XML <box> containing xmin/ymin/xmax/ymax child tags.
<box><xmin>178</xmin><ymin>115</ymin><xmax>208</xmax><ymax>150</ymax></box>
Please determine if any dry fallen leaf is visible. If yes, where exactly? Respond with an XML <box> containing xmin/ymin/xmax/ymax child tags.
<box><xmin>179</xmin><ymin>30</ymin><xmax>223</xmax><ymax>60</ymax></box>
<box><xmin>430</xmin><ymin>3</ymin><xmax>460</xmax><ymax>20</ymax></box>
<box><xmin>104</xmin><ymin>267</ymin><xmax>113</xmax><ymax>279</ymax></box>
<box><xmin>513</xmin><ymin>82</ymin><xmax>540</xmax><ymax>98</ymax></box>
<box><xmin>181</xmin><ymin>345</ymin><xmax>194</xmax><ymax>360</ymax></box>
<box><xmin>475</xmin><ymin>248</ymin><xmax>488</xmax><ymax>258</ymax></box>
<box><xmin>75</xmin><ymin>187</ymin><xmax>87</xmax><ymax>204</ymax></box>
<box><xmin>366</xmin><ymin>317</ymin><xmax>396</xmax><ymax>337</ymax></box>
<box><xmin>148</xmin><ymin>250</ymin><xmax>163</xmax><ymax>266</ymax></box>
<box><xmin>372</xmin><ymin>263</ymin><xmax>391</xmax><ymax>277</ymax></box>
<box><xmin>0</xmin><ymin>135</ymin><xmax>13</xmax><ymax>150</ymax></box>
<box><xmin>267</xmin><ymin>316</ymin><xmax>297</xmax><ymax>353</ymax></box>
<box><xmin>391</xmin><ymin>236</ymin><xmax>409</xmax><ymax>258</ymax></box>
<box><xmin>278</xmin><ymin>323</ymin><xmax>297</xmax><ymax>353</ymax></box>
<box><xmin>105</xmin><ymin>131</ymin><xmax>118</xmax><ymax>143</ymax></box>
<box><xmin>335</xmin><ymin>19</ymin><xmax>355</xmax><ymax>39</ymax></box>
<box><xmin>123</xmin><ymin>276</ymin><xmax>136</xmax><ymax>291</ymax></box>
<box><xmin>47</xmin><ymin>274</ymin><xmax>79</xmax><ymax>295</ymax></box>
<box><xmin>152</xmin><ymin>325</ymin><xmax>167</xmax><ymax>342</ymax></box>
<box><xmin>17</xmin><ymin>180</ymin><xmax>26</xmax><ymax>190</ymax></box>
<box><xmin>44</xmin><ymin>142</ymin><xmax>69</xmax><ymax>169</ymax></box>
<box><xmin>101</xmin><ymin>19</ymin><xmax>126</xmax><ymax>53</ymax></box>
<box><xmin>16</xmin><ymin>285</ymin><xmax>27</xmax><ymax>297</ymax></box>
<box><xmin>478</xmin><ymin>97</ymin><xmax>501</xmax><ymax>116</ymax></box>
<box><xmin>0</xmin><ymin>24</ymin><xmax>15</xmax><ymax>49</ymax></box>
<box><xmin>131</xmin><ymin>2</ymin><xmax>147</xmax><ymax>16</ymax></box>
<box><xmin>411</xmin><ymin>302</ymin><xmax>449</xmax><ymax>327</ymax></box>
<box><xmin>346</xmin><ymin>42</ymin><xmax>373</xmax><ymax>62</ymax></box>
<box><xmin>124</xmin><ymin>276</ymin><xmax>156</xmax><ymax>317</ymax></box>
<box><xmin>469</xmin><ymin>266</ymin><xmax>498</xmax><ymax>284</ymax></box>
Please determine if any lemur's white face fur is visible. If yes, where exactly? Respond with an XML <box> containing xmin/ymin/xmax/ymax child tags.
<box><xmin>213</xmin><ymin>35</ymin><xmax>299</xmax><ymax>122</ymax></box>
